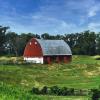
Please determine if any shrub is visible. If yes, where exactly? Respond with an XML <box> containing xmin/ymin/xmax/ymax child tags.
<box><xmin>95</xmin><ymin>57</ymin><xmax>100</xmax><ymax>60</ymax></box>
<box><xmin>31</xmin><ymin>86</ymin><xmax>89</xmax><ymax>96</ymax></box>
<box><xmin>60</xmin><ymin>87</ymin><xmax>68</xmax><ymax>96</ymax></box>
<box><xmin>91</xmin><ymin>89</ymin><xmax>100</xmax><ymax>100</ymax></box>
<box><xmin>50</xmin><ymin>86</ymin><xmax>60</xmax><ymax>95</ymax></box>
<box><xmin>31</xmin><ymin>87</ymin><xmax>40</xmax><ymax>94</ymax></box>
<box><xmin>40</xmin><ymin>86</ymin><xmax>48</xmax><ymax>95</ymax></box>
<box><xmin>68</xmin><ymin>88</ymin><xmax>74</xmax><ymax>95</ymax></box>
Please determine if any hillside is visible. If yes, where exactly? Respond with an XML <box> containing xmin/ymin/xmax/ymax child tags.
<box><xmin>0</xmin><ymin>55</ymin><xmax>100</xmax><ymax>99</ymax></box>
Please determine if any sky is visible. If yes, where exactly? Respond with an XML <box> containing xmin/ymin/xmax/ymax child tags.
<box><xmin>0</xmin><ymin>0</ymin><xmax>100</xmax><ymax>34</ymax></box>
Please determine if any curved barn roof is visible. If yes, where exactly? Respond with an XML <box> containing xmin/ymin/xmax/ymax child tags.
<box><xmin>36</xmin><ymin>39</ymin><xmax>72</xmax><ymax>56</ymax></box>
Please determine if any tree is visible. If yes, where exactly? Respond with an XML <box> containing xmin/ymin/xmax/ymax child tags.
<box><xmin>0</xmin><ymin>26</ymin><xmax>9</xmax><ymax>55</ymax></box>
<box><xmin>81</xmin><ymin>31</ymin><xmax>96</xmax><ymax>55</ymax></box>
<box><xmin>41</xmin><ymin>33</ymin><xmax>50</xmax><ymax>39</ymax></box>
<box><xmin>5</xmin><ymin>32</ymin><xmax>19</xmax><ymax>57</ymax></box>
<box><xmin>96</xmin><ymin>33</ymin><xmax>100</xmax><ymax>54</ymax></box>
<box><xmin>5</xmin><ymin>32</ymin><xmax>41</xmax><ymax>56</ymax></box>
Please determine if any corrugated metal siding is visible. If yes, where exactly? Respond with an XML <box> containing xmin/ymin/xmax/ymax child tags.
<box><xmin>36</xmin><ymin>39</ymin><xmax>72</xmax><ymax>56</ymax></box>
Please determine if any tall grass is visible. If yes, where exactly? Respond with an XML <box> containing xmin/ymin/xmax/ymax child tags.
<box><xmin>0</xmin><ymin>55</ymin><xmax>99</xmax><ymax>99</ymax></box>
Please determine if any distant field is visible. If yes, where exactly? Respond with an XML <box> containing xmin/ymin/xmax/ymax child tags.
<box><xmin>0</xmin><ymin>55</ymin><xmax>100</xmax><ymax>99</ymax></box>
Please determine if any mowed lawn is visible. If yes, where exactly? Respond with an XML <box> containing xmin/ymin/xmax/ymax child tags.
<box><xmin>0</xmin><ymin>55</ymin><xmax>100</xmax><ymax>99</ymax></box>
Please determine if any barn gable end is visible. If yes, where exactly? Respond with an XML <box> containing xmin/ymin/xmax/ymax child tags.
<box><xmin>23</xmin><ymin>38</ymin><xmax>43</xmax><ymax>64</ymax></box>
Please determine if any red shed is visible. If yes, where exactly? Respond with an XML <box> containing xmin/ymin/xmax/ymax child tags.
<box><xmin>23</xmin><ymin>38</ymin><xmax>72</xmax><ymax>64</ymax></box>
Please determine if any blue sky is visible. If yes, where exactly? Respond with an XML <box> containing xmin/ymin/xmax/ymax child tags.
<box><xmin>0</xmin><ymin>0</ymin><xmax>100</xmax><ymax>34</ymax></box>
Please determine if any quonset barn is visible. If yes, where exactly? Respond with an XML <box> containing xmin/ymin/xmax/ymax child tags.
<box><xmin>23</xmin><ymin>38</ymin><xmax>72</xmax><ymax>64</ymax></box>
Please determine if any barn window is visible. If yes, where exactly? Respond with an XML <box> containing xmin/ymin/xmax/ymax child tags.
<box><xmin>35</xmin><ymin>42</ymin><xmax>37</xmax><ymax>45</ymax></box>
<box><xmin>30</xmin><ymin>42</ymin><xmax>32</xmax><ymax>45</ymax></box>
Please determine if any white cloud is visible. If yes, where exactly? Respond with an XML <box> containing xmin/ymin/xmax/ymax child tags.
<box><xmin>88</xmin><ymin>6</ymin><xmax>100</xmax><ymax>17</ymax></box>
<box><xmin>88</xmin><ymin>22</ymin><xmax>100</xmax><ymax>31</ymax></box>
<box><xmin>32</xmin><ymin>14</ymin><xmax>78</xmax><ymax>34</ymax></box>
<box><xmin>59</xmin><ymin>21</ymin><xmax>76</xmax><ymax>31</ymax></box>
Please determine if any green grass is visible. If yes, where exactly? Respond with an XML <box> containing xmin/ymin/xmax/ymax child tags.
<box><xmin>0</xmin><ymin>83</ymin><xmax>89</xmax><ymax>100</ymax></box>
<box><xmin>0</xmin><ymin>55</ymin><xmax>100</xmax><ymax>99</ymax></box>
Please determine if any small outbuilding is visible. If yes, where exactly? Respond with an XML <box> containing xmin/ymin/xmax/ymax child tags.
<box><xmin>23</xmin><ymin>38</ymin><xmax>72</xmax><ymax>64</ymax></box>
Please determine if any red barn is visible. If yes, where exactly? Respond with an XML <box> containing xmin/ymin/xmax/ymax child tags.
<box><xmin>23</xmin><ymin>38</ymin><xmax>72</xmax><ymax>64</ymax></box>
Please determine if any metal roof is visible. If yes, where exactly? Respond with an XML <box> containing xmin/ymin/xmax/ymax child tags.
<box><xmin>36</xmin><ymin>39</ymin><xmax>72</xmax><ymax>56</ymax></box>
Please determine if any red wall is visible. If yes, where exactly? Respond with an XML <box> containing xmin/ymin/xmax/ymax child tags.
<box><xmin>43</xmin><ymin>55</ymin><xmax>72</xmax><ymax>64</ymax></box>
<box><xmin>23</xmin><ymin>38</ymin><xmax>43</xmax><ymax>57</ymax></box>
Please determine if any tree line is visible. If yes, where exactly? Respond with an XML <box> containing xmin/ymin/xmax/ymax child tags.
<box><xmin>0</xmin><ymin>26</ymin><xmax>100</xmax><ymax>56</ymax></box>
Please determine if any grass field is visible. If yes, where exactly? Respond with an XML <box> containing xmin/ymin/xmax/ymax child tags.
<box><xmin>0</xmin><ymin>55</ymin><xmax>100</xmax><ymax>100</ymax></box>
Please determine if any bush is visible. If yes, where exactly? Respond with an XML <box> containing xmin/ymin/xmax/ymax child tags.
<box><xmin>60</xmin><ymin>87</ymin><xmax>68</xmax><ymax>96</ymax></box>
<box><xmin>50</xmin><ymin>86</ymin><xmax>60</xmax><ymax>95</ymax></box>
<box><xmin>68</xmin><ymin>88</ymin><xmax>74</xmax><ymax>95</ymax></box>
<box><xmin>95</xmin><ymin>57</ymin><xmax>100</xmax><ymax>60</ymax></box>
<box><xmin>31</xmin><ymin>86</ymin><xmax>89</xmax><ymax>96</ymax></box>
<box><xmin>31</xmin><ymin>87</ymin><xmax>40</xmax><ymax>94</ymax></box>
<box><xmin>40</xmin><ymin>86</ymin><xmax>48</xmax><ymax>95</ymax></box>
<box><xmin>91</xmin><ymin>89</ymin><xmax>100</xmax><ymax>100</ymax></box>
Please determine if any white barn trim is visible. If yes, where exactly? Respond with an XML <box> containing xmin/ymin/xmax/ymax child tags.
<box><xmin>24</xmin><ymin>57</ymin><xmax>43</xmax><ymax>64</ymax></box>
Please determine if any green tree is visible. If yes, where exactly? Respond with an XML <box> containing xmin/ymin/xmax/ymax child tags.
<box><xmin>5</xmin><ymin>32</ymin><xmax>19</xmax><ymax>56</ymax></box>
<box><xmin>41</xmin><ymin>33</ymin><xmax>50</xmax><ymax>39</ymax></box>
<box><xmin>0</xmin><ymin>26</ymin><xmax>9</xmax><ymax>55</ymax></box>
<box><xmin>96</xmin><ymin>33</ymin><xmax>100</xmax><ymax>54</ymax></box>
